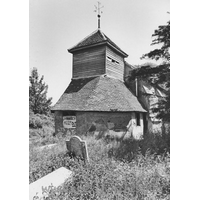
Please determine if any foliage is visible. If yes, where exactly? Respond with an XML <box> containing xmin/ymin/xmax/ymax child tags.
<box><xmin>131</xmin><ymin>21</ymin><xmax>170</xmax><ymax>122</ymax></box>
<box><xmin>29</xmin><ymin>142</ymin><xmax>74</xmax><ymax>183</ymax></box>
<box><xmin>29</xmin><ymin>111</ymin><xmax>54</xmax><ymax>129</ymax></box>
<box><xmin>29</xmin><ymin>111</ymin><xmax>57</xmax><ymax>146</ymax></box>
<box><xmin>30</xmin><ymin>135</ymin><xmax>170</xmax><ymax>199</ymax></box>
<box><xmin>141</xmin><ymin>21</ymin><xmax>170</xmax><ymax>62</ymax></box>
<box><xmin>29</xmin><ymin>68</ymin><xmax>52</xmax><ymax>115</ymax></box>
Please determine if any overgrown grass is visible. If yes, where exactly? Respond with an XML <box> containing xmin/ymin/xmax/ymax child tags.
<box><xmin>30</xmin><ymin>133</ymin><xmax>170</xmax><ymax>200</ymax></box>
<box><xmin>29</xmin><ymin>112</ymin><xmax>58</xmax><ymax>147</ymax></box>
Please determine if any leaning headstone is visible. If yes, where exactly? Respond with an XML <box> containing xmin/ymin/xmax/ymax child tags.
<box><xmin>66</xmin><ymin>136</ymin><xmax>89</xmax><ymax>162</ymax></box>
<box><xmin>29</xmin><ymin>167</ymin><xmax>72</xmax><ymax>200</ymax></box>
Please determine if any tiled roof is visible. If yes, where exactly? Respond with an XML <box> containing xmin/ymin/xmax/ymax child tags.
<box><xmin>52</xmin><ymin>75</ymin><xmax>146</xmax><ymax>112</ymax></box>
<box><xmin>68</xmin><ymin>29</ymin><xmax>128</xmax><ymax>57</ymax></box>
<box><xmin>125</xmin><ymin>61</ymin><xmax>137</xmax><ymax>70</ymax></box>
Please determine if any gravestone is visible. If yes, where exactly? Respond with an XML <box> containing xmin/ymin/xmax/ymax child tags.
<box><xmin>29</xmin><ymin>167</ymin><xmax>72</xmax><ymax>200</ymax></box>
<box><xmin>66</xmin><ymin>136</ymin><xmax>89</xmax><ymax>162</ymax></box>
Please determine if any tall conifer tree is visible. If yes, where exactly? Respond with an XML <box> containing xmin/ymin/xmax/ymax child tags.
<box><xmin>29</xmin><ymin>68</ymin><xmax>52</xmax><ymax>115</ymax></box>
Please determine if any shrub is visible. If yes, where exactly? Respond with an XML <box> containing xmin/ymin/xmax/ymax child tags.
<box><xmin>29</xmin><ymin>142</ymin><xmax>74</xmax><ymax>184</ymax></box>
<box><xmin>30</xmin><ymin>136</ymin><xmax>170</xmax><ymax>199</ymax></box>
<box><xmin>29</xmin><ymin>112</ymin><xmax>56</xmax><ymax>147</ymax></box>
<box><xmin>29</xmin><ymin>112</ymin><xmax>54</xmax><ymax>129</ymax></box>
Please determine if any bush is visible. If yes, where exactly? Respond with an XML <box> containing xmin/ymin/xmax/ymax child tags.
<box><xmin>29</xmin><ymin>141</ymin><xmax>76</xmax><ymax>183</ymax></box>
<box><xmin>29</xmin><ymin>112</ymin><xmax>54</xmax><ymax>129</ymax></box>
<box><xmin>29</xmin><ymin>112</ymin><xmax>56</xmax><ymax>147</ymax></box>
<box><xmin>30</xmin><ymin>136</ymin><xmax>170</xmax><ymax>199</ymax></box>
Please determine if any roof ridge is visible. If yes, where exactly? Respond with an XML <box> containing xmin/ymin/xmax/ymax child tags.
<box><xmin>103</xmin><ymin>33</ymin><xmax>127</xmax><ymax>55</ymax></box>
<box><xmin>86</xmin><ymin>76</ymin><xmax>101</xmax><ymax>102</ymax></box>
<box><xmin>125</xmin><ymin>61</ymin><xmax>137</xmax><ymax>69</ymax></box>
<box><xmin>68</xmin><ymin>29</ymin><xmax>128</xmax><ymax>57</ymax></box>
<box><xmin>112</xmin><ymin>78</ymin><xmax>146</xmax><ymax>112</ymax></box>
<box><xmin>99</xmin><ymin>30</ymin><xmax>107</xmax><ymax>40</ymax></box>
<box><xmin>68</xmin><ymin>29</ymin><xmax>99</xmax><ymax>50</ymax></box>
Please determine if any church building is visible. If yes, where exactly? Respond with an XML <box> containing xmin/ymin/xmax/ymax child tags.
<box><xmin>51</xmin><ymin>6</ymin><xmax>152</xmax><ymax>137</ymax></box>
<box><xmin>51</xmin><ymin>28</ymin><xmax>148</xmax><ymax>136</ymax></box>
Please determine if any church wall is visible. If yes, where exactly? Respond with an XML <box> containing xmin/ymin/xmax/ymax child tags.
<box><xmin>72</xmin><ymin>46</ymin><xmax>106</xmax><ymax>79</ymax></box>
<box><xmin>54</xmin><ymin>111</ymin><xmax>144</xmax><ymax>136</ymax></box>
<box><xmin>127</xmin><ymin>79</ymin><xmax>162</xmax><ymax>133</ymax></box>
<box><xmin>54</xmin><ymin>111</ymin><xmax>64</xmax><ymax>134</ymax></box>
<box><xmin>76</xmin><ymin>112</ymin><xmax>131</xmax><ymax>134</ymax></box>
<box><xmin>131</xmin><ymin>112</ymin><xmax>144</xmax><ymax>137</ymax></box>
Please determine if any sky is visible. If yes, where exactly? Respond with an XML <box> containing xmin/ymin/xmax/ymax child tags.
<box><xmin>29</xmin><ymin>0</ymin><xmax>170</xmax><ymax>104</ymax></box>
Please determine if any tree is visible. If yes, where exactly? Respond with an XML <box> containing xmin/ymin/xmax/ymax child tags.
<box><xmin>142</xmin><ymin>21</ymin><xmax>170</xmax><ymax>63</ymax></box>
<box><xmin>131</xmin><ymin>21</ymin><xmax>170</xmax><ymax>122</ymax></box>
<box><xmin>29</xmin><ymin>68</ymin><xmax>52</xmax><ymax>115</ymax></box>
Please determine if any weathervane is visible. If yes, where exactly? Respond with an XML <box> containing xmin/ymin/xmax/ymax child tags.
<box><xmin>94</xmin><ymin>1</ymin><xmax>104</xmax><ymax>29</ymax></box>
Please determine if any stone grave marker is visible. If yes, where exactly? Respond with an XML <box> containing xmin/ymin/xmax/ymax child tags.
<box><xmin>29</xmin><ymin>167</ymin><xmax>72</xmax><ymax>200</ymax></box>
<box><xmin>66</xmin><ymin>136</ymin><xmax>89</xmax><ymax>163</ymax></box>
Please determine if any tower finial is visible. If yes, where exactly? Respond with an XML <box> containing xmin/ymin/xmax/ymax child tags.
<box><xmin>94</xmin><ymin>1</ymin><xmax>104</xmax><ymax>29</ymax></box>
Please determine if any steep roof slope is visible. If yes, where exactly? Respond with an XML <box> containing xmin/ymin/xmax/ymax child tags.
<box><xmin>52</xmin><ymin>75</ymin><xmax>146</xmax><ymax>112</ymax></box>
<box><xmin>68</xmin><ymin>29</ymin><xmax>128</xmax><ymax>57</ymax></box>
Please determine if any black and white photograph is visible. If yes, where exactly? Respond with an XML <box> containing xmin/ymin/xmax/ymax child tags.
<box><xmin>29</xmin><ymin>0</ymin><xmax>170</xmax><ymax>199</ymax></box>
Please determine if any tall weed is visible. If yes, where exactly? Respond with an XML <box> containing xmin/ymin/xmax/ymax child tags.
<box><xmin>30</xmin><ymin>135</ymin><xmax>170</xmax><ymax>199</ymax></box>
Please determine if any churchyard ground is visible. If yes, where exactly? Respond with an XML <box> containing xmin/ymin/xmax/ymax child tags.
<box><xmin>29</xmin><ymin>114</ymin><xmax>170</xmax><ymax>200</ymax></box>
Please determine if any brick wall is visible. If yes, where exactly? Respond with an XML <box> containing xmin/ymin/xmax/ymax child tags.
<box><xmin>54</xmin><ymin>111</ymin><xmax>144</xmax><ymax>136</ymax></box>
<box><xmin>54</xmin><ymin>111</ymin><xmax>64</xmax><ymax>134</ymax></box>
<box><xmin>76</xmin><ymin>112</ymin><xmax>131</xmax><ymax>134</ymax></box>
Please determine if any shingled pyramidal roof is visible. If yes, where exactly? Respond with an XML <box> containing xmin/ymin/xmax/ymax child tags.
<box><xmin>52</xmin><ymin>75</ymin><xmax>146</xmax><ymax>112</ymax></box>
<box><xmin>68</xmin><ymin>29</ymin><xmax>128</xmax><ymax>57</ymax></box>
<box><xmin>52</xmin><ymin>29</ymin><xmax>146</xmax><ymax>112</ymax></box>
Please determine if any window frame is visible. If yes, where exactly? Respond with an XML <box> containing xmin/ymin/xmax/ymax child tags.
<box><xmin>136</xmin><ymin>112</ymin><xmax>141</xmax><ymax>126</ymax></box>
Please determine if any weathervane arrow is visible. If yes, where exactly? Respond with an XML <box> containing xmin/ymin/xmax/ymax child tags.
<box><xmin>94</xmin><ymin>1</ymin><xmax>104</xmax><ymax>29</ymax></box>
